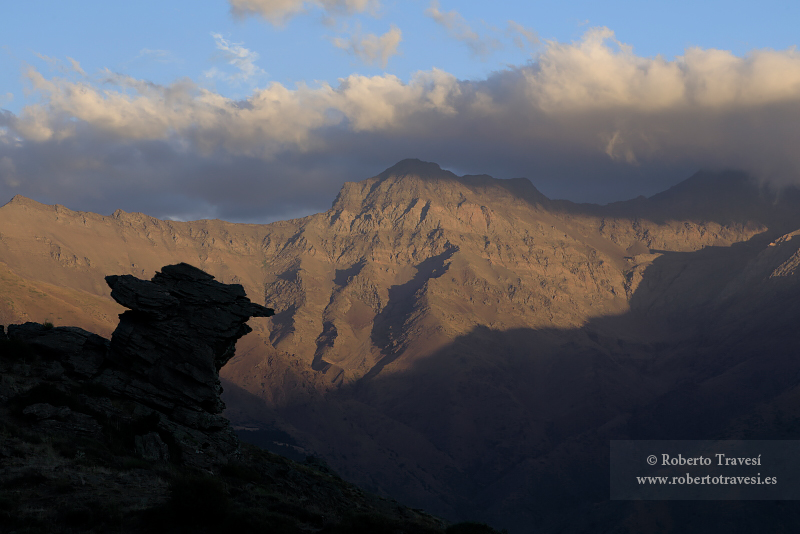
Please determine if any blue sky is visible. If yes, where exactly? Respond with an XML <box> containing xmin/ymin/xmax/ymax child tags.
<box><xmin>2</xmin><ymin>1</ymin><xmax>800</xmax><ymax>222</ymax></box>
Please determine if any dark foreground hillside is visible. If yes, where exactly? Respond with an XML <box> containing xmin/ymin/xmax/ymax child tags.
<box><xmin>0</xmin><ymin>263</ymin><xmax>498</xmax><ymax>534</ymax></box>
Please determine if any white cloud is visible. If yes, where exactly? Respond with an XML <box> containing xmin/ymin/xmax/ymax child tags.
<box><xmin>332</xmin><ymin>24</ymin><xmax>402</xmax><ymax>68</ymax></box>
<box><xmin>33</xmin><ymin>52</ymin><xmax>60</xmax><ymax>67</ymax></box>
<box><xmin>506</xmin><ymin>20</ymin><xmax>538</xmax><ymax>51</ymax></box>
<box><xmin>136</xmin><ymin>49</ymin><xmax>179</xmax><ymax>64</ymax></box>
<box><xmin>67</xmin><ymin>57</ymin><xmax>86</xmax><ymax>76</ymax></box>
<box><xmin>424</xmin><ymin>0</ymin><xmax>501</xmax><ymax>59</ymax></box>
<box><xmin>204</xmin><ymin>33</ymin><xmax>266</xmax><ymax>83</ymax></box>
<box><xmin>228</xmin><ymin>0</ymin><xmax>379</xmax><ymax>25</ymax></box>
<box><xmin>33</xmin><ymin>53</ymin><xmax>87</xmax><ymax>77</ymax></box>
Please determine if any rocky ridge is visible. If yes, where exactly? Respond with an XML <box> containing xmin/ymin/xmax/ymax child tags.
<box><xmin>256</xmin><ymin>160</ymin><xmax>770</xmax><ymax>384</ymax></box>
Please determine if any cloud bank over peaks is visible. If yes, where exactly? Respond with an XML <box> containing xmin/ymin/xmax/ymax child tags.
<box><xmin>229</xmin><ymin>0</ymin><xmax>379</xmax><ymax>25</ymax></box>
<box><xmin>529</xmin><ymin>28</ymin><xmax>800</xmax><ymax>111</ymax></box>
<box><xmin>3</xmin><ymin>27</ymin><xmax>800</xmax><ymax>220</ymax></box>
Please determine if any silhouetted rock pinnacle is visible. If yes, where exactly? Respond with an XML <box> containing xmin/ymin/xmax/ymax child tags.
<box><xmin>104</xmin><ymin>262</ymin><xmax>273</xmax><ymax>414</ymax></box>
<box><xmin>7</xmin><ymin>263</ymin><xmax>274</xmax><ymax>468</ymax></box>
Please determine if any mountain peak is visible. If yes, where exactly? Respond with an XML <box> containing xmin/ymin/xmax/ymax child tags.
<box><xmin>631</xmin><ymin>169</ymin><xmax>800</xmax><ymax>229</ymax></box>
<box><xmin>649</xmin><ymin>169</ymin><xmax>756</xmax><ymax>203</ymax></box>
<box><xmin>331</xmin><ymin>159</ymin><xmax>550</xmax><ymax>214</ymax></box>
<box><xmin>3</xmin><ymin>194</ymin><xmax>43</xmax><ymax>209</ymax></box>
<box><xmin>2</xmin><ymin>195</ymin><xmax>80</xmax><ymax>216</ymax></box>
<box><xmin>379</xmin><ymin>159</ymin><xmax>453</xmax><ymax>180</ymax></box>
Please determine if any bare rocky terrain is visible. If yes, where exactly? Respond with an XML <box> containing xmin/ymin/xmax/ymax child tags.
<box><xmin>2</xmin><ymin>159</ymin><xmax>800</xmax><ymax>532</ymax></box>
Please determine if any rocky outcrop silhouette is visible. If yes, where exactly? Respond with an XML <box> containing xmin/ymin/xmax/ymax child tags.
<box><xmin>0</xmin><ymin>265</ymin><xmax>454</xmax><ymax>532</ymax></box>
<box><xmin>4</xmin><ymin>262</ymin><xmax>273</xmax><ymax>467</ymax></box>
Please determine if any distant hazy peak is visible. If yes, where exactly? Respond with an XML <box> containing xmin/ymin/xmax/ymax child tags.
<box><xmin>649</xmin><ymin>169</ymin><xmax>756</xmax><ymax>203</ymax></box>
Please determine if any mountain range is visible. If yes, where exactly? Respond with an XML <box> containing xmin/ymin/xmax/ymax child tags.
<box><xmin>2</xmin><ymin>159</ymin><xmax>800</xmax><ymax>532</ymax></box>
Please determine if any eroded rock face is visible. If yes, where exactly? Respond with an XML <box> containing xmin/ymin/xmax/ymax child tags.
<box><xmin>5</xmin><ymin>263</ymin><xmax>273</xmax><ymax>467</ymax></box>
<box><xmin>103</xmin><ymin>262</ymin><xmax>273</xmax><ymax>414</ymax></box>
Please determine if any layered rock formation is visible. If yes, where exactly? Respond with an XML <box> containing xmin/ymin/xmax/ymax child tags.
<box><xmin>4</xmin><ymin>262</ymin><xmax>273</xmax><ymax>467</ymax></box>
<box><xmin>103</xmin><ymin>263</ymin><xmax>273</xmax><ymax>448</ymax></box>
